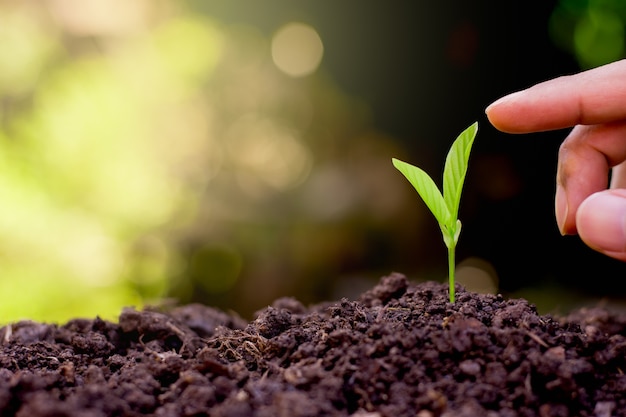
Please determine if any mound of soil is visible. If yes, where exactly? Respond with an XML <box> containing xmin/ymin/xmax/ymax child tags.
<box><xmin>1</xmin><ymin>273</ymin><xmax>626</xmax><ymax>417</ymax></box>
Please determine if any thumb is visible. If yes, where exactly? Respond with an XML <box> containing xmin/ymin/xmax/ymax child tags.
<box><xmin>576</xmin><ymin>189</ymin><xmax>626</xmax><ymax>261</ymax></box>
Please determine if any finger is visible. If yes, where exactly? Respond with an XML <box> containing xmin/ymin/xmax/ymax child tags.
<box><xmin>486</xmin><ymin>59</ymin><xmax>626</xmax><ymax>133</ymax></box>
<box><xmin>555</xmin><ymin>122</ymin><xmax>626</xmax><ymax>235</ymax></box>
<box><xmin>576</xmin><ymin>189</ymin><xmax>626</xmax><ymax>262</ymax></box>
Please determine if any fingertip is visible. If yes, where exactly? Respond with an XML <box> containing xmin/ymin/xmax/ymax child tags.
<box><xmin>484</xmin><ymin>97</ymin><xmax>503</xmax><ymax>123</ymax></box>
<box><xmin>484</xmin><ymin>103</ymin><xmax>496</xmax><ymax>125</ymax></box>
<box><xmin>485</xmin><ymin>93</ymin><xmax>515</xmax><ymax>113</ymax></box>
<box><xmin>576</xmin><ymin>190</ymin><xmax>626</xmax><ymax>254</ymax></box>
<box><xmin>484</xmin><ymin>105</ymin><xmax>503</xmax><ymax>132</ymax></box>
<box><xmin>485</xmin><ymin>92</ymin><xmax>525</xmax><ymax>133</ymax></box>
<box><xmin>484</xmin><ymin>101</ymin><xmax>495</xmax><ymax>116</ymax></box>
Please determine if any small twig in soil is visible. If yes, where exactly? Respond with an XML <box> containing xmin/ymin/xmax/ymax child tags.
<box><xmin>526</xmin><ymin>330</ymin><xmax>549</xmax><ymax>348</ymax></box>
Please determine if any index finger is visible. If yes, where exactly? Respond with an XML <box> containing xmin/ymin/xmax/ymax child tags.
<box><xmin>486</xmin><ymin>59</ymin><xmax>626</xmax><ymax>133</ymax></box>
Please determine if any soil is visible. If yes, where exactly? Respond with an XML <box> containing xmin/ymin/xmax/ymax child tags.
<box><xmin>2</xmin><ymin>273</ymin><xmax>626</xmax><ymax>417</ymax></box>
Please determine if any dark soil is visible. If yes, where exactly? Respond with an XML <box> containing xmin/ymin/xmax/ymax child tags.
<box><xmin>2</xmin><ymin>273</ymin><xmax>626</xmax><ymax>417</ymax></box>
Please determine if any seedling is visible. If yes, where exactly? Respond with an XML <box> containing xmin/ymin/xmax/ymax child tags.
<box><xmin>392</xmin><ymin>122</ymin><xmax>478</xmax><ymax>303</ymax></box>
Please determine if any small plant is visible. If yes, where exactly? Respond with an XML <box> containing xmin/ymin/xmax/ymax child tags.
<box><xmin>392</xmin><ymin>122</ymin><xmax>478</xmax><ymax>303</ymax></box>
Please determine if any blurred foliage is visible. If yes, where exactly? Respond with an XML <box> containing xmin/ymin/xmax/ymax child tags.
<box><xmin>0</xmin><ymin>1</ymin><xmax>428</xmax><ymax>323</ymax></box>
<box><xmin>550</xmin><ymin>0</ymin><xmax>626</xmax><ymax>68</ymax></box>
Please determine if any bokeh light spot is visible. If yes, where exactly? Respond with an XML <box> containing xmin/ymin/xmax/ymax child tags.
<box><xmin>457</xmin><ymin>257</ymin><xmax>499</xmax><ymax>295</ymax></box>
<box><xmin>271</xmin><ymin>22</ymin><xmax>324</xmax><ymax>78</ymax></box>
<box><xmin>226</xmin><ymin>114</ymin><xmax>312</xmax><ymax>194</ymax></box>
<box><xmin>0</xmin><ymin>8</ymin><xmax>59</xmax><ymax>94</ymax></box>
<box><xmin>48</xmin><ymin>0</ymin><xmax>149</xmax><ymax>36</ymax></box>
<box><xmin>153</xmin><ymin>16</ymin><xmax>223</xmax><ymax>83</ymax></box>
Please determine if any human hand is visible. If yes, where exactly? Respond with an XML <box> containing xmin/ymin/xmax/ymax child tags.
<box><xmin>486</xmin><ymin>59</ymin><xmax>626</xmax><ymax>261</ymax></box>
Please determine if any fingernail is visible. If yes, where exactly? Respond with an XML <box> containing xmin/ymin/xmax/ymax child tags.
<box><xmin>555</xmin><ymin>185</ymin><xmax>568</xmax><ymax>235</ymax></box>
<box><xmin>577</xmin><ymin>190</ymin><xmax>626</xmax><ymax>252</ymax></box>
<box><xmin>485</xmin><ymin>91</ymin><xmax>522</xmax><ymax>113</ymax></box>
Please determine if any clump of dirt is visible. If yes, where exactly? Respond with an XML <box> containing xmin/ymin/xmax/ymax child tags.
<box><xmin>2</xmin><ymin>273</ymin><xmax>626</xmax><ymax>417</ymax></box>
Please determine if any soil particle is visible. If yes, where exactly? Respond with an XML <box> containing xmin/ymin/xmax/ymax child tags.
<box><xmin>2</xmin><ymin>272</ymin><xmax>626</xmax><ymax>416</ymax></box>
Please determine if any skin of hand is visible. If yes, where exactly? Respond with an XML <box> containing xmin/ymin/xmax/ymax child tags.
<box><xmin>485</xmin><ymin>59</ymin><xmax>626</xmax><ymax>261</ymax></box>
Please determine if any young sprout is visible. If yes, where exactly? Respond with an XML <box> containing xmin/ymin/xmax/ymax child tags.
<box><xmin>392</xmin><ymin>122</ymin><xmax>478</xmax><ymax>303</ymax></box>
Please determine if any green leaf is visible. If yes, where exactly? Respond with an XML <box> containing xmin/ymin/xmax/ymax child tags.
<box><xmin>392</xmin><ymin>158</ymin><xmax>451</xmax><ymax>226</ymax></box>
<box><xmin>392</xmin><ymin>122</ymin><xmax>478</xmax><ymax>304</ymax></box>
<box><xmin>443</xmin><ymin>122</ymin><xmax>477</xmax><ymax>220</ymax></box>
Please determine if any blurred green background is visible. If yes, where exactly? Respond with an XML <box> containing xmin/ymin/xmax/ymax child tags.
<box><xmin>2</xmin><ymin>0</ymin><xmax>626</xmax><ymax>323</ymax></box>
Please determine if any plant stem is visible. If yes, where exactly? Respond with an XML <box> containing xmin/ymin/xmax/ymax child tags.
<box><xmin>448</xmin><ymin>245</ymin><xmax>455</xmax><ymax>303</ymax></box>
